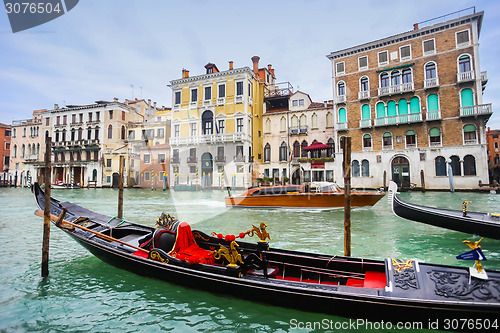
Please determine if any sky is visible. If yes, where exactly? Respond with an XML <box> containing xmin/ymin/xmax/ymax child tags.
<box><xmin>1</xmin><ymin>0</ymin><xmax>500</xmax><ymax>127</ymax></box>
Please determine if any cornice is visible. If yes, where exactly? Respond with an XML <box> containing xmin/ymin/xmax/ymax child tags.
<box><xmin>170</xmin><ymin>67</ymin><xmax>254</xmax><ymax>86</ymax></box>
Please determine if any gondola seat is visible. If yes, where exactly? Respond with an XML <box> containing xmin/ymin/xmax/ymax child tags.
<box><xmin>170</xmin><ymin>222</ymin><xmax>215</xmax><ymax>265</ymax></box>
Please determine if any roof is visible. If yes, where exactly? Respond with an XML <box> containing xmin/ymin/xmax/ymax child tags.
<box><xmin>140</xmin><ymin>143</ymin><xmax>170</xmax><ymax>150</ymax></box>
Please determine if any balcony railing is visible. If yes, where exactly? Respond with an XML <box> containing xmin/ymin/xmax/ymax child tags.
<box><xmin>358</xmin><ymin>90</ymin><xmax>370</xmax><ymax>100</ymax></box>
<box><xmin>289</xmin><ymin>126</ymin><xmax>299</xmax><ymax>135</ymax></box>
<box><xmin>460</xmin><ymin>103</ymin><xmax>492</xmax><ymax>117</ymax></box>
<box><xmin>426</xmin><ymin>110</ymin><xmax>442</xmax><ymax>121</ymax></box>
<box><xmin>338</xmin><ymin>122</ymin><xmax>348</xmax><ymax>131</ymax></box>
<box><xmin>336</xmin><ymin>95</ymin><xmax>346</xmax><ymax>103</ymax></box>
<box><xmin>378</xmin><ymin>82</ymin><xmax>414</xmax><ymax>96</ymax></box>
<box><xmin>359</xmin><ymin>119</ymin><xmax>372</xmax><ymax>128</ymax></box>
<box><xmin>374</xmin><ymin>113</ymin><xmax>423</xmax><ymax>127</ymax></box>
<box><xmin>424</xmin><ymin>77</ymin><xmax>439</xmax><ymax>89</ymax></box>
<box><xmin>187</xmin><ymin>156</ymin><xmax>197</xmax><ymax>163</ymax></box>
<box><xmin>234</xmin><ymin>155</ymin><xmax>245</xmax><ymax>162</ymax></box>
<box><xmin>215</xmin><ymin>155</ymin><xmax>226</xmax><ymax>163</ymax></box>
<box><xmin>457</xmin><ymin>70</ymin><xmax>475</xmax><ymax>83</ymax></box>
<box><xmin>24</xmin><ymin>154</ymin><xmax>39</xmax><ymax>161</ymax></box>
<box><xmin>170</xmin><ymin>133</ymin><xmax>245</xmax><ymax>145</ymax></box>
<box><xmin>171</xmin><ymin>157</ymin><xmax>180</xmax><ymax>164</ymax></box>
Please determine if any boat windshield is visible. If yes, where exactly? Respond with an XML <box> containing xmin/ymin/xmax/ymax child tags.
<box><xmin>251</xmin><ymin>186</ymin><xmax>301</xmax><ymax>196</ymax></box>
<box><xmin>310</xmin><ymin>182</ymin><xmax>341</xmax><ymax>192</ymax></box>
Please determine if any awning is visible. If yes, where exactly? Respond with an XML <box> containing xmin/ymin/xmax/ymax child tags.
<box><xmin>376</xmin><ymin>63</ymin><xmax>415</xmax><ymax>73</ymax></box>
<box><xmin>302</xmin><ymin>141</ymin><xmax>330</xmax><ymax>151</ymax></box>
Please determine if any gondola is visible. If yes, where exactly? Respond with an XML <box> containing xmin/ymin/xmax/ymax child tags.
<box><xmin>389</xmin><ymin>181</ymin><xmax>500</xmax><ymax>240</ymax></box>
<box><xmin>33</xmin><ymin>182</ymin><xmax>500</xmax><ymax>328</ymax></box>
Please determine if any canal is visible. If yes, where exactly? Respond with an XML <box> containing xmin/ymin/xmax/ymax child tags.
<box><xmin>1</xmin><ymin>187</ymin><xmax>499</xmax><ymax>332</ymax></box>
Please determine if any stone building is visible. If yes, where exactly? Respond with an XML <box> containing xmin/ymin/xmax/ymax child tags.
<box><xmin>327</xmin><ymin>9</ymin><xmax>491</xmax><ymax>190</ymax></box>
<box><xmin>0</xmin><ymin>122</ymin><xmax>11</xmax><ymax>176</ymax></box>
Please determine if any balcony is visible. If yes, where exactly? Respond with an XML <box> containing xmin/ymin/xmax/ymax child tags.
<box><xmin>460</xmin><ymin>104</ymin><xmax>492</xmax><ymax>117</ymax></box>
<box><xmin>359</xmin><ymin>119</ymin><xmax>372</xmax><ymax>128</ymax></box>
<box><xmin>457</xmin><ymin>71</ymin><xmax>475</xmax><ymax>83</ymax></box>
<box><xmin>216</xmin><ymin>98</ymin><xmax>225</xmax><ymax>105</ymax></box>
<box><xmin>187</xmin><ymin>156</ymin><xmax>197</xmax><ymax>163</ymax></box>
<box><xmin>378</xmin><ymin>82</ymin><xmax>414</xmax><ymax>96</ymax></box>
<box><xmin>374</xmin><ymin>113</ymin><xmax>423</xmax><ymax>127</ymax></box>
<box><xmin>299</xmin><ymin>125</ymin><xmax>308</xmax><ymax>134</ymax></box>
<box><xmin>358</xmin><ymin>90</ymin><xmax>370</xmax><ymax>100</ymax></box>
<box><xmin>234</xmin><ymin>155</ymin><xmax>245</xmax><ymax>163</ymax></box>
<box><xmin>337</xmin><ymin>122</ymin><xmax>348</xmax><ymax>131</ymax></box>
<box><xmin>424</xmin><ymin>77</ymin><xmax>439</xmax><ymax>89</ymax></box>
<box><xmin>203</xmin><ymin>100</ymin><xmax>211</xmax><ymax>106</ymax></box>
<box><xmin>171</xmin><ymin>157</ymin><xmax>180</xmax><ymax>164</ymax></box>
<box><xmin>170</xmin><ymin>133</ymin><xmax>245</xmax><ymax>145</ymax></box>
<box><xmin>289</xmin><ymin>126</ymin><xmax>299</xmax><ymax>135</ymax></box>
<box><xmin>24</xmin><ymin>154</ymin><xmax>39</xmax><ymax>161</ymax></box>
<box><xmin>235</xmin><ymin>95</ymin><xmax>243</xmax><ymax>103</ymax></box>
<box><xmin>426</xmin><ymin>110</ymin><xmax>442</xmax><ymax>121</ymax></box>
<box><xmin>215</xmin><ymin>155</ymin><xmax>226</xmax><ymax>163</ymax></box>
<box><xmin>336</xmin><ymin>95</ymin><xmax>346</xmax><ymax>104</ymax></box>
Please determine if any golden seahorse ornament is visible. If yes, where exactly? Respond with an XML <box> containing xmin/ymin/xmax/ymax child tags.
<box><xmin>214</xmin><ymin>240</ymin><xmax>244</xmax><ymax>268</ymax></box>
<box><xmin>246</xmin><ymin>222</ymin><xmax>271</xmax><ymax>242</ymax></box>
<box><xmin>463</xmin><ymin>237</ymin><xmax>484</xmax><ymax>273</ymax></box>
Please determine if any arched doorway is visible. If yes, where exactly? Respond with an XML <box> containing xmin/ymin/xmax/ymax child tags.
<box><xmin>202</xmin><ymin>111</ymin><xmax>214</xmax><ymax>135</ymax></box>
<box><xmin>291</xmin><ymin>168</ymin><xmax>302</xmax><ymax>185</ymax></box>
<box><xmin>201</xmin><ymin>152</ymin><xmax>213</xmax><ymax>187</ymax></box>
<box><xmin>92</xmin><ymin>169</ymin><xmax>97</xmax><ymax>181</ymax></box>
<box><xmin>391</xmin><ymin>156</ymin><xmax>410</xmax><ymax>189</ymax></box>
<box><xmin>112</xmin><ymin>172</ymin><xmax>120</xmax><ymax>188</ymax></box>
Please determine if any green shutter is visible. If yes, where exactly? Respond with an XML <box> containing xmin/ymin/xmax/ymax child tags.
<box><xmin>338</xmin><ymin>108</ymin><xmax>346</xmax><ymax>123</ymax></box>
<box><xmin>464</xmin><ymin>124</ymin><xmax>476</xmax><ymax>132</ymax></box>
<box><xmin>410</xmin><ymin>97</ymin><xmax>420</xmax><ymax>114</ymax></box>
<box><xmin>362</xmin><ymin>104</ymin><xmax>370</xmax><ymax>120</ymax></box>
<box><xmin>461</xmin><ymin>89</ymin><xmax>474</xmax><ymax>107</ymax></box>
<box><xmin>376</xmin><ymin>103</ymin><xmax>386</xmax><ymax>118</ymax></box>
<box><xmin>387</xmin><ymin>101</ymin><xmax>397</xmax><ymax>117</ymax></box>
<box><xmin>383</xmin><ymin>132</ymin><xmax>392</xmax><ymax>137</ymax></box>
<box><xmin>398</xmin><ymin>99</ymin><xmax>408</xmax><ymax>115</ymax></box>
<box><xmin>429</xmin><ymin>128</ymin><xmax>440</xmax><ymax>136</ymax></box>
<box><xmin>406</xmin><ymin>130</ymin><xmax>416</xmax><ymax>135</ymax></box>
<box><xmin>427</xmin><ymin>94</ymin><xmax>439</xmax><ymax>111</ymax></box>
<box><xmin>363</xmin><ymin>134</ymin><xmax>370</xmax><ymax>139</ymax></box>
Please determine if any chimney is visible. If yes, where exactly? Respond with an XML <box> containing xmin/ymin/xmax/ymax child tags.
<box><xmin>113</xmin><ymin>97</ymin><xmax>118</xmax><ymax>102</ymax></box>
<box><xmin>229</xmin><ymin>61</ymin><xmax>233</xmax><ymax>70</ymax></box>
<box><xmin>153</xmin><ymin>101</ymin><xmax>157</xmax><ymax>109</ymax></box>
<box><xmin>182</xmin><ymin>69</ymin><xmax>189</xmax><ymax>78</ymax></box>
<box><xmin>148</xmin><ymin>99</ymin><xmax>151</xmax><ymax>105</ymax></box>
<box><xmin>267</xmin><ymin>64</ymin><xmax>272</xmax><ymax>70</ymax></box>
<box><xmin>185</xmin><ymin>70</ymin><xmax>189</xmax><ymax>78</ymax></box>
<box><xmin>125</xmin><ymin>99</ymin><xmax>129</xmax><ymax>105</ymax></box>
<box><xmin>54</xmin><ymin>104</ymin><xmax>59</xmax><ymax>110</ymax></box>
<box><xmin>251</xmin><ymin>56</ymin><xmax>260</xmax><ymax>75</ymax></box>
<box><xmin>413</xmin><ymin>23</ymin><xmax>418</xmax><ymax>30</ymax></box>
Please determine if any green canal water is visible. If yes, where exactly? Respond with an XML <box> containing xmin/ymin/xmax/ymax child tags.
<box><xmin>1</xmin><ymin>187</ymin><xmax>499</xmax><ymax>332</ymax></box>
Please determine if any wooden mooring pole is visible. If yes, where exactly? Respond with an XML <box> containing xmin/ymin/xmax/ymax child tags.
<box><xmin>343</xmin><ymin>137</ymin><xmax>352</xmax><ymax>257</ymax></box>
<box><xmin>420</xmin><ymin>170</ymin><xmax>426</xmax><ymax>193</ymax></box>
<box><xmin>42</xmin><ymin>137</ymin><xmax>52</xmax><ymax>277</ymax></box>
<box><xmin>118</xmin><ymin>155</ymin><xmax>124</xmax><ymax>219</ymax></box>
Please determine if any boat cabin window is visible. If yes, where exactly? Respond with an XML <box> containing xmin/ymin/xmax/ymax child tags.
<box><xmin>251</xmin><ymin>186</ymin><xmax>301</xmax><ymax>196</ymax></box>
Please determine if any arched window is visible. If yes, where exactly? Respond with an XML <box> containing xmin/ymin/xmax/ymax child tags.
<box><xmin>362</xmin><ymin>134</ymin><xmax>372</xmax><ymax>149</ymax></box>
<box><xmin>78</xmin><ymin>127</ymin><xmax>83</xmax><ymax>140</ymax></box>
<box><xmin>458</xmin><ymin>55</ymin><xmax>471</xmax><ymax>73</ymax></box>
<box><xmin>37</xmin><ymin>143</ymin><xmax>40</xmax><ymax>155</ymax></box>
<box><xmin>291</xmin><ymin>115</ymin><xmax>298</xmax><ymax>127</ymax></box>
<box><xmin>391</xmin><ymin>71</ymin><xmax>400</xmax><ymax>86</ymax></box>
<box><xmin>361</xmin><ymin>160</ymin><xmax>370</xmax><ymax>177</ymax></box>
<box><xmin>360</xmin><ymin>77</ymin><xmax>369</xmax><ymax>91</ymax></box>
<box><xmin>62</xmin><ymin>129</ymin><xmax>66</xmax><ymax>141</ymax></box>
<box><xmin>425</xmin><ymin>62</ymin><xmax>436</xmax><ymax>79</ymax></box>
<box><xmin>107</xmin><ymin>125</ymin><xmax>113</xmax><ymax>139</ymax></box>
<box><xmin>326</xmin><ymin>138</ymin><xmax>335</xmax><ymax>157</ymax></box>
<box><xmin>70</xmin><ymin>128</ymin><xmax>76</xmax><ymax>141</ymax></box>
<box><xmin>202</xmin><ymin>110</ymin><xmax>213</xmax><ymax>134</ymax></box>
<box><xmin>361</xmin><ymin>104</ymin><xmax>370</xmax><ymax>120</ymax></box>
<box><xmin>339</xmin><ymin>136</ymin><xmax>345</xmax><ymax>151</ymax></box>
<box><xmin>13</xmin><ymin>144</ymin><xmax>17</xmax><ymax>158</ymax></box>
<box><xmin>352</xmin><ymin>160</ymin><xmax>360</xmax><ymax>177</ymax></box>
<box><xmin>450</xmin><ymin>155</ymin><xmax>461</xmax><ymax>176</ymax></box>
<box><xmin>398</xmin><ymin>99</ymin><xmax>408</xmax><ymax>115</ymax></box>
<box><xmin>427</xmin><ymin>94</ymin><xmax>439</xmax><ymax>111</ymax></box>
<box><xmin>121</xmin><ymin>126</ymin><xmax>125</xmax><ymax>140</ymax></box>
<box><xmin>460</xmin><ymin>89</ymin><xmax>474</xmax><ymax>108</ymax></box>
<box><xmin>376</xmin><ymin>102</ymin><xmax>386</xmax><ymax>118</ymax></box>
<box><xmin>301</xmin><ymin>140</ymin><xmax>308</xmax><ymax>157</ymax></box>
<box><xmin>279</xmin><ymin>142</ymin><xmax>287</xmax><ymax>162</ymax></box>
<box><xmin>95</xmin><ymin>127</ymin><xmax>100</xmax><ymax>140</ymax></box>
<box><xmin>280</xmin><ymin>116</ymin><xmax>286</xmax><ymax>132</ymax></box>
<box><xmin>380</xmin><ymin>73</ymin><xmax>389</xmax><ymax>87</ymax></box>
<box><xmin>326</xmin><ymin>112</ymin><xmax>333</xmax><ymax>127</ymax></box>
<box><xmin>410</xmin><ymin>97</ymin><xmax>420</xmax><ymax>114</ymax></box>
<box><xmin>265</xmin><ymin>118</ymin><xmax>271</xmax><ymax>133</ymax></box>
<box><xmin>405</xmin><ymin>130</ymin><xmax>416</xmax><ymax>147</ymax></box>
<box><xmin>382</xmin><ymin>132</ymin><xmax>392</xmax><ymax>149</ymax></box>
<box><xmin>338</xmin><ymin>82</ymin><xmax>345</xmax><ymax>96</ymax></box>
<box><xmin>387</xmin><ymin>101</ymin><xmax>397</xmax><ymax>117</ymax></box>
<box><xmin>429</xmin><ymin>128</ymin><xmax>441</xmax><ymax>146</ymax></box>
<box><xmin>293</xmin><ymin>141</ymin><xmax>300</xmax><ymax>158</ymax></box>
<box><xmin>495</xmin><ymin>154</ymin><xmax>500</xmax><ymax>165</ymax></box>
<box><xmin>463</xmin><ymin>124</ymin><xmax>477</xmax><ymax>144</ymax></box>
<box><xmin>263</xmin><ymin>143</ymin><xmax>271</xmax><ymax>162</ymax></box>
<box><xmin>435</xmin><ymin>156</ymin><xmax>447</xmax><ymax>176</ymax></box>
<box><xmin>464</xmin><ymin>155</ymin><xmax>476</xmax><ymax>176</ymax></box>
<box><xmin>21</xmin><ymin>144</ymin><xmax>25</xmax><ymax>158</ymax></box>
<box><xmin>299</xmin><ymin>114</ymin><xmax>307</xmax><ymax>128</ymax></box>
<box><xmin>338</xmin><ymin>108</ymin><xmax>347</xmax><ymax>123</ymax></box>
<box><xmin>402</xmin><ymin>69</ymin><xmax>412</xmax><ymax>83</ymax></box>
<box><xmin>311</xmin><ymin>113</ymin><xmax>318</xmax><ymax>128</ymax></box>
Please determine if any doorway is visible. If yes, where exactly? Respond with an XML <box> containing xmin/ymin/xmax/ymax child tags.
<box><xmin>201</xmin><ymin>152</ymin><xmax>213</xmax><ymax>187</ymax></box>
<box><xmin>391</xmin><ymin>156</ymin><xmax>410</xmax><ymax>189</ymax></box>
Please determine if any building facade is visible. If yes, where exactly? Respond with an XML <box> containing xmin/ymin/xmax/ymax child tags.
<box><xmin>0</xmin><ymin>122</ymin><xmax>11</xmax><ymax>176</ymax></box>
<box><xmin>169</xmin><ymin>57</ymin><xmax>271</xmax><ymax>189</ymax></box>
<box><xmin>261</xmin><ymin>91</ymin><xmax>334</xmax><ymax>184</ymax></box>
<box><xmin>486</xmin><ymin>127</ymin><xmax>500</xmax><ymax>183</ymax></box>
<box><xmin>327</xmin><ymin>9</ymin><xmax>491</xmax><ymax>190</ymax></box>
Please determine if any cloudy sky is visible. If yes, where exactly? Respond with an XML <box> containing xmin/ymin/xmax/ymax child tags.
<box><xmin>1</xmin><ymin>0</ymin><xmax>500</xmax><ymax>127</ymax></box>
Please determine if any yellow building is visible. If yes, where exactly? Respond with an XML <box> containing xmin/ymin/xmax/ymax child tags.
<box><xmin>169</xmin><ymin>56</ymin><xmax>273</xmax><ymax>189</ymax></box>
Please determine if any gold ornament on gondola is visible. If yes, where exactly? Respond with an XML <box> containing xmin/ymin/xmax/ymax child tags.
<box><xmin>246</xmin><ymin>222</ymin><xmax>271</xmax><ymax>242</ymax></box>
<box><xmin>214</xmin><ymin>241</ymin><xmax>244</xmax><ymax>268</ymax></box>
<box><xmin>156</xmin><ymin>213</ymin><xmax>178</xmax><ymax>229</ymax></box>
<box><xmin>463</xmin><ymin>237</ymin><xmax>484</xmax><ymax>273</ymax></box>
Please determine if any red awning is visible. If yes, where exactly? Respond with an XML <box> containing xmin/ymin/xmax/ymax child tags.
<box><xmin>302</xmin><ymin>141</ymin><xmax>330</xmax><ymax>151</ymax></box>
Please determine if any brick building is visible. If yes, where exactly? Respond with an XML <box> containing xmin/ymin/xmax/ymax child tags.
<box><xmin>327</xmin><ymin>9</ymin><xmax>491</xmax><ymax>190</ymax></box>
<box><xmin>0</xmin><ymin>122</ymin><xmax>11</xmax><ymax>175</ymax></box>
<box><xmin>486</xmin><ymin>127</ymin><xmax>500</xmax><ymax>183</ymax></box>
